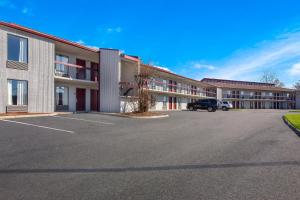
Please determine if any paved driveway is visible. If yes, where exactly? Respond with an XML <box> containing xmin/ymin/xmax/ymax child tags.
<box><xmin>1</xmin><ymin>110</ymin><xmax>300</xmax><ymax>200</ymax></box>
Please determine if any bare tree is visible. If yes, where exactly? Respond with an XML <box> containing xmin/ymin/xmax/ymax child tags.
<box><xmin>260</xmin><ymin>71</ymin><xmax>285</xmax><ymax>87</ymax></box>
<box><xmin>294</xmin><ymin>80</ymin><xmax>300</xmax><ymax>90</ymax></box>
<box><xmin>134</xmin><ymin>67</ymin><xmax>157</xmax><ymax>113</ymax></box>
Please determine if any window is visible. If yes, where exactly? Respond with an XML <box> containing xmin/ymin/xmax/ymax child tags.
<box><xmin>173</xmin><ymin>81</ymin><xmax>177</xmax><ymax>92</ymax></box>
<box><xmin>250</xmin><ymin>92</ymin><xmax>254</xmax><ymax>98</ymax></box>
<box><xmin>262</xmin><ymin>102</ymin><xmax>266</xmax><ymax>109</ymax></box>
<box><xmin>8</xmin><ymin>34</ymin><xmax>28</xmax><ymax>63</ymax></box>
<box><xmin>178</xmin><ymin>97</ymin><xmax>182</xmax><ymax>109</ymax></box>
<box><xmin>55</xmin><ymin>55</ymin><xmax>69</xmax><ymax>76</ymax></box>
<box><xmin>150</xmin><ymin>95</ymin><xmax>156</xmax><ymax>108</ymax></box>
<box><xmin>241</xmin><ymin>101</ymin><xmax>245</xmax><ymax>109</ymax></box>
<box><xmin>7</xmin><ymin>80</ymin><xmax>28</xmax><ymax>105</ymax></box>
<box><xmin>163</xmin><ymin>96</ymin><xmax>167</xmax><ymax>110</ymax></box>
<box><xmin>178</xmin><ymin>83</ymin><xmax>182</xmax><ymax>93</ymax></box>
<box><xmin>151</xmin><ymin>78</ymin><xmax>156</xmax><ymax>90</ymax></box>
<box><xmin>163</xmin><ymin>80</ymin><xmax>167</xmax><ymax>91</ymax></box>
<box><xmin>56</xmin><ymin>86</ymin><xmax>69</xmax><ymax>106</ymax></box>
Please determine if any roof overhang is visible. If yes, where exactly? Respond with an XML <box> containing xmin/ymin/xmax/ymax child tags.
<box><xmin>0</xmin><ymin>21</ymin><xmax>99</xmax><ymax>53</ymax></box>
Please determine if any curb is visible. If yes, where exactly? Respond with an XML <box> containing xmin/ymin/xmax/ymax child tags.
<box><xmin>97</xmin><ymin>112</ymin><xmax>169</xmax><ymax>119</ymax></box>
<box><xmin>0</xmin><ymin>112</ymin><xmax>72</xmax><ymax>120</ymax></box>
<box><xmin>283</xmin><ymin>116</ymin><xmax>300</xmax><ymax>137</ymax></box>
<box><xmin>122</xmin><ymin>114</ymin><xmax>169</xmax><ymax>119</ymax></box>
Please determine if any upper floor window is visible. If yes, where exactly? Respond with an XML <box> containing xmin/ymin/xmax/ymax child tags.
<box><xmin>178</xmin><ymin>83</ymin><xmax>182</xmax><ymax>93</ymax></box>
<box><xmin>55</xmin><ymin>55</ymin><xmax>69</xmax><ymax>75</ymax></box>
<box><xmin>8</xmin><ymin>34</ymin><xmax>28</xmax><ymax>63</ymax></box>
<box><xmin>150</xmin><ymin>78</ymin><xmax>156</xmax><ymax>90</ymax></box>
<box><xmin>163</xmin><ymin>80</ymin><xmax>167</xmax><ymax>91</ymax></box>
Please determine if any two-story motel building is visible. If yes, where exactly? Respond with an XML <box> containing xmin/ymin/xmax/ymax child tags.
<box><xmin>202</xmin><ymin>78</ymin><xmax>296</xmax><ymax>109</ymax></box>
<box><xmin>0</xmin><ymin>22</ymin><xmax>100</xmax><ymax>114</ymax></box>
<box><xmin>0</xmin><ymin>22</ymin><xmax>298</xmax><ymax>114</ymax></box>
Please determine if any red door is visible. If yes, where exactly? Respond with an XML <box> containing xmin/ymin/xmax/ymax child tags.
<box><xmin>76</xmin><ymin>59</ymin><xmax>86</xmax><ymax>80</ymax></box>
<box><xmin>91</xmin><ymin>62</ymin><xmax>99</xmax><ymax>82</ymax></box>
<box><xmin>169</xmin><ymin>97</ymin><xmax>172</xmax><ymax>110</ymax></box>
<box><xmin>236</xmin><ymin>101</ymin><xmax>240</xmax><ymax>109</ymax></box>
<box><xmin>91</xmin><ymin>90</ymin><xmax>99</xmax><ymax>111</ymax></box>
<box><xmin>76</xmin><ymin>88</ymin><xmax>86</xmax><ymax>111</ymax></box>
<box><xmin>173</xmin><ymin>97</ymin><xmax>177</xmax><ymax>110</ymax></box>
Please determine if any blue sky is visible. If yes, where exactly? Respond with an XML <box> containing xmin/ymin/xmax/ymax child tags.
<box><xmin>1</xmin><ymin>0</ymin><xmax>300</xmax><ymax>87</ymax></box>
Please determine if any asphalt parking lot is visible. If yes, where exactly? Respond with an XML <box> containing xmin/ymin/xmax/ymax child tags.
<box><xmin>1</xmin><ymin>110</ymin><xmax>300</xmax><ymax>200</ymax></box>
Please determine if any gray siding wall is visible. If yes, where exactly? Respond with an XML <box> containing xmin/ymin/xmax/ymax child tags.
<box><xmin>0</xmin><ymin>26</ymin><xmax>55</xmax><ymax>113</ymax></box>
<box><xmin>100</xmin><ymin>49</ymin><xmax>121</xmax><ymax>112</ymax></box>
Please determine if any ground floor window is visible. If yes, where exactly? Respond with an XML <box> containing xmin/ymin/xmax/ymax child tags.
<box><xmin>178</xmin><ymin>97</ymin><xmax>182</xmax><ymax>110</ymax></box>
<box><xmin>241</xmin><ymin>101</ymin><xmax>245</xmax><ymax>109</ymax></box>
<box><xmin>269</xmin><ymin>103</ymin><xmax>273</xmax><ymax>109</ymax></box>
<box><xmin>7</xmin><ymin>79</ymin><xmax>28</xmax><ymax>105</ymax></box>
<box><xmin>56</xmin><ymin>86</ymin><xmax>69</xmax><ymax>106</ymax></box>
<box><xmin>163</xmin><ymin>96</ymin><xmax>167</xmax><ymax>110</ymax></box>
<box><xmin>150</xmin><ymin>95</ymin><xmax>156</xmax><ymax>109</ymax></box>
<box><xmin>250</xmin><ymin>101</ymin><xmax>254</xmax><ymax>109</ymax></box>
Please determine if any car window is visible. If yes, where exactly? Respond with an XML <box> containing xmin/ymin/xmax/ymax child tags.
<box><xmin>208</xmin><ymin>99</ymin><xmax>217</xmax><ymax>104</ymax></box>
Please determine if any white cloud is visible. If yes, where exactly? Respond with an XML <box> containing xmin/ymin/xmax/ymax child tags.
<box><xmin>289</xmin><ymin>62</ymin><xmax>300</xmax><ymax>76</ymax></box>
<box><xmin>208</xmin><ymin>29</ymin><xmax>300</xmax><ymax>80</ymax></box>
<box><xmin>155</xmin><ymin>66</ymin><xmax>171</xmax><ymax>72</ymax></box>
<box><xmin>148</xmin><ymin>61</ymin><xmax>171</xmax><ymax>72</ymax></box>
<box><xmin>87</xmin><ymin>45</ymin><xmax>100</xmax><ymax>50</ymax></box>
<box><xmin>191</xmin><ymin>63</ymin><xmax>216</xmax><ymax>70</ymax></box>
<box><xmin>76</xmin><ymin>40</ymin><xmax>99</xmax><ymax>50</ymax></box>
<box><xmin>104</xmin><ymin>26</ymin><xmax>123</xmax><ymax>33</ymax></box>
<box><xmin>21</xmin><ymin>7</ymin><xmax>33</xmax><ymax>16</ymax></box>
<box><xmin>76</xmin><ymin>40</ymin><xmax>85</xmax><ymax>45</ymax></box>
<box><xmin>22</xmin><ymin>7</ymin><xmax>28</xmax><ymax>13</ymax></box>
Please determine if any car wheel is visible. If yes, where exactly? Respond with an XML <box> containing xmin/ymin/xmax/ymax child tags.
<box><xmin>208</xmin><ymin>107</ymin><xmax>213</xmax><ymax>112</ymax></box>
<box><xmin>222</xmin><ymin>107</ymin><xmax>227</xmax><ymax>111</ymax></box>
<box><xmin>189</xmin><ymin>106</ymin><xmax>194</xmax><ymax>111</ymax></box>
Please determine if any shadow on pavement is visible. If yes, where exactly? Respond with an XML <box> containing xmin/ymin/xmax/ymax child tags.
<box><xmin>1</xmin><ymin>161</ymin><xmax>300</xmax><ymax>174</ymax></box>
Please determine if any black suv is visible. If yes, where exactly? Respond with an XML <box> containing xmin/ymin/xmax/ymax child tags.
<box><xmin>187</xmin><ymin>99</ymin><xmax>218</xmax><ymax>112</ymax></box>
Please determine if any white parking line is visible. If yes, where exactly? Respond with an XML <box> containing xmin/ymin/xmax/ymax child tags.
<box><xmin>1</xmin><ymin>119</ymin><xmax>75</xmax><ymax>134</ymax></box>
<box><xmin>52</xmin><ymin>115</ymin><xmax>114</xmax><ymax>125</ymax></box>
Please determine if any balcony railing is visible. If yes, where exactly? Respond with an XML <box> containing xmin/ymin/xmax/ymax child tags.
<box><xmin>54</xmin><ymin>61</ymin><xmax>98</xmax><ymax>82</ymax></box>
<box><xmin>222</xmin><ymin>94</ymin><xmax>295</xmax><ymax>101</ymax></box>
<box><xmin>119</xmin><ymin>80</ymin><xmax>217</xmax><ymax>98</ymax></box>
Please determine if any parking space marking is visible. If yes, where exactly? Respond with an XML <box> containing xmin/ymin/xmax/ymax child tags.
<box><xmin>1</xmin><ymin>119</ymin><xmax>75</xmax><ymax>134</ymax></box>
<box><xmin>52</xmin><ymin>115</ymin><xmax>114</xmax><ymax>125</ymax></box>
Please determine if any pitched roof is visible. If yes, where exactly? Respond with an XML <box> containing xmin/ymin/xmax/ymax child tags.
<box><xmin>0</xmin><ymin>21</ymin><xmax>99</xmax><ymax>53</ymax></box>
<box><xmin>201</xmin><ymin>78</ymin><xmax>294</xmax><ymax>92</ymax></box>
<box><xmin>201</xmin><ymin>78</ymin><xmax>275</xmax><ymax>86</ymax></box>
<box><xmin>141</xmin><ymin>64</ymin><xmax>212</xmax><ymax>87</ymax></box>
